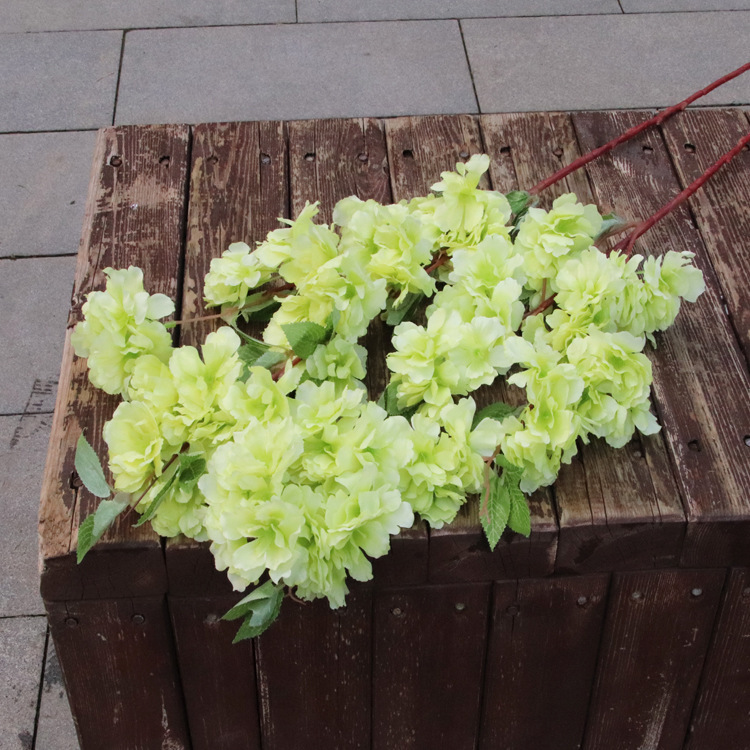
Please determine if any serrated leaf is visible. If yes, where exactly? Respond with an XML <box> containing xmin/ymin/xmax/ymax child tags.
<box><xmin>481</xmin><ymin>472</ymin><xmax>511</xmax><ymax>551</ymax></box>
<box><xmin>74</xmin><ymin>433</ymin><xmax>111</xmax><ymax>498</ymax></box>
<box><xmin>237</xmin><ymin>338</ymin><xmax>270</xmax><ymax>365</ymax></box>
<box><xmin>281</xmin><ymin>321</ymin><xmax>328</xmax><ymax>359</ymax></box>
<box><xmin>76</xmin><ymin>494</ymin><xmax>130</xmax><ymax>563</ymax></box>
<box><xmin>178</xmin><ymin>453</ymin><xmax>206</xmax><ymax>488</ymax></box>
<box><xmin>508</xmin><ymin>491</ymin><xmax>531</xmax><ymax>537</ymax></box>
<box><xmin>223</xmin><ymin>581</ymin><xmax>284</xmax><ymax>643</ymax></box>
<box><xmin>223</xmin><ymin>580</ymin><xmax>279</xmax><ymax>621</ymax></box>
<box><xmin>472</xmin><ymin>401</ymin><xmax>517</xmax><ymax>429</ymax></box>
<box><xmin>254</xmin><ymin>350</ymin><xmax>286</xmax><ymax>370</ymax></box>
<box><xmin>384</xmin><ymin>292</ymin><xmax>424</xmax><ymax>327</ymax></box>
<box><xmin>382</xmin><ymin>381</ymin><xmax>419</xmax><ymax>421</ymax></box>
<box><xmin>133</xmin><ymin>466</ymin><xmax>179</xmax><ymax>527</ymax></box>
<box><xmin>506</xmin><ymin>190</ymin><xmax>531</xmax><ymax>216</ymax></box>
<box><xmin>243</xmin><ymin>301</ymin><xmax>281</xmax><ymax>322</ymax></box>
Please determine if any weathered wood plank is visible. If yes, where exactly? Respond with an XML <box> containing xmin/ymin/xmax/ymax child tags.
<box><xmin>582</xmin><ymin>569</ymin><xmax>725</xmax><ymax>750</ymax></box>
<box><xmin>169</xmin><ymin>595</ymin><xmax>261</xmax><ymax>750</ymax></box>
<box><xmin>39</xmin><ymin>124</ymin><xmax>190</xmax><ymax>599</ymax></box>
<box><xmin>47</xmin><ymin>596</ymin><xmax>190</xmax><ymax>749</ymax></box>
<box><xmin>685</xmin><ymin>568</ymin><xmax>750</xmax><ymax>749</ymax></box>
<box><xmin>372</xmin><ymin>583</ymin><xmax>490</xmax><ymax>750</ymax></box>
<box><xmin>660</xmin><ymin>108</ymin><xmax>750</xmax><ymax>366</ymax></box>
<box><xmin>573</xmin><ymin>110</ymin><xmax>750</xmax><ymax>568</ymax></box>
<box><xmin>479</xmin><ymin>575</ymin><xmax>609</xmax><ymax>750</ymax></box>
<box><xmin>256</xmin><ymin>587</ymin><xmax>372</xmax><ymax>749</ymax></box>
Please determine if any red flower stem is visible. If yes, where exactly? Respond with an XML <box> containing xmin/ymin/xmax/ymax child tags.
<box><xmin>612</xmin><ymin>129</ymin><xmax>750</xmax><ymax>258</ymax></box>
<box><xmin>425</xmin><ymin>251</ymin><xmax>449</xmax><ymax>275</ymax></box>
<box><xmin>524</xmin><ymin>293</ymin><xmax>556</xmax><ymax>319</ymax></box>
<box><xmin>272</xmin><ymin>355</ymin><xmax>302</xmax><ymax>381</ymax></box>
<box><xmin>529</xmin><ymin>60</ymin><xmax>750</xmax><ymax>196</ymax></box>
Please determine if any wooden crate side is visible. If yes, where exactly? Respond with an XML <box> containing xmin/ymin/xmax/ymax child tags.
<box><xmin>583</xmin><ymin>569</ymin><xmax>724</xmax><ymax>750</ymax></box>
<box><xmin>572</xmin><ymin>110</ymin><xmax>750</xmax><ymax>568</ymax></box>
<box><xmin>39</xmin><ymin>125</ymin><xmax>190</xmax><ymax>599</ymax></box>
<box><xmin>372</xmin><ymin>582</ymin><xmax>491</xmax><ymax>750</ymax></box>
<box><xmin>479</xmin><ymin>575</ymin><xmax>609</xmax><ymax>750</ymax></box>
<box><xmin>685</xmin><ymin>568</ymin><xmax>750</xmax><ymax>749</ymax></box>
<box><xmin>46</xmin><ymin>596</ymin><xmax>190</xmax><ymax>750</ymax></box>
<box><xmin>660</xmin><ymin>109</ymin><xmax>750</xmax><ymax>367</ymax></box>
<box><xmin>169</xmin><ymin>596</ymin><xmax>261</xmax><ymax>750</ymax></box>
<box><xmin>255</xmin><ymin>587</ymin><xmax>372</xmax><ymax>749</ymax></box>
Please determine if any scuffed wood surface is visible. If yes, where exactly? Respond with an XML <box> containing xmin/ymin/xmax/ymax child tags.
<box><xmin>685</xmin><ymin>568</ymin><xmax>750</xmax><ymax>749</ymax></box>
<box><xmin>573</xmin><ymin>110</ymin><xmax>750</xmax><ymax>567</ymax></box>
<box><xmin>169</xmin><ymin>595</ymin><xmax>261</xmax><ymax>750</ymax></box>
<box><xmin>372</xmin><ymin>583</ymin><xmax>490</xmax><ymax>750</ymax></box>
<box><xmin>47</xmin><ymin>596</ymin><xmax>190</xmax><ymax>750</ymax></box>
<box><xmin>660</xmin><ymin>108</ymin><xmax>750</xmax><ymax>366</ymax></box>
<box><xmin>582</xmin><ymin>569</ymin><xmax>725</xmax><ymax>750</ymax></box>
<box><xmin>39</xmin><ymin>125</ymin><xmax>190</xmax><ymax>594</ymax></box>
<box><xmin>480</xmin><ymin>575</ymin><xmax>609</xmax><ymax>750</ymax></box>
<box><xmin>256</xmin><ymin>588</ymin><xmax>372</xmax><ymax>749</ymax></box>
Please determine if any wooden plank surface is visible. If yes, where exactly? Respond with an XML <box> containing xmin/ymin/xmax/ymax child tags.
<box><xmin>479</xmin><ymin>575</ymin><xmax>609</xmax><ymax>750</ymax></box>
<box><xmin>47</xmin><ymin>596</ymin><xmax>190</xmax><ymax>750</ymax></box>
<box><xmin>573</xmin><ymin>110</ymin><xmax>750</xmax><ymax>568</ymax></box>
<box><xmin>169</xmin><ymin>595</ymin><xmax>261</xmax><ymax>750</ymax></box>
<box><xmin>372</xmin><ymin>583</ymin><xmax>490</xmax><ymax>750</ymax></box>
<box><xmin>660</xmin><ymin>108</ymin><xmax>750</xmax><ymax>366</ymax></box>
<box><xmin>256</xmin><ymin>587</ymin><xmax>372</xmax><ymax>750</ymax></box>
<box><xmin>685</xmin><ymin>568</ymin><xmax>750</xmax><ymax>749</ymax></box>
<box><xmin>39</xmin><ymin>124</ymin><xmax>190</xmax><ymax>599</ymax></box>
<box><xmin>582</xmin><ymin>569</ymin><xmax>724</xmax><ymax>750</ymax></box>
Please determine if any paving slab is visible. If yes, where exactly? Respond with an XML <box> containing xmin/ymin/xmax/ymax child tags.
<box><xmin>0</xmin><ymin>616</ymin><xmax>47</xmax><ymax>750</ymax></box>
<box><xmin>0</xmin><ymin>31</ymin><xmax>121</xmax><ymax>133</ymax></box>
<box><xmin>0</xmin><ymin>132</ymin><xmax>95</xmax><ymax>259</ymax></box>
<box><xmin>0</xmin><ymin>257</ymin><xmax>76</xmax><ymax>416</ymax></box>
<box><xmin>621</xmin><ymin>0</ymin><xmax>750</xmax><ymax>10</ymax></box>
<box><xmin>299</xmin><ymin>0</ymin><xmax>621</xmax><ymax>22</ymax></box>
<box><xmin>0</xmin><ymin>414</ymin><xmax>55</xmax><ymax>616</ymax></box>
<box><xmin>0</xmin><ymin>0</ymin><xmax>295</xmax><ymax>33</ymax></box>
<box><xmin>35</xmin><ymin>640</ymin><xmax>80</xmax><ymax>750</ymax></box>
<box><xmin>115</xmin><ymin>21</ymin><xmax>477</xmax><ymax>124</ymax></box>
<box><xmin>463</xmin><ymin>12</ymin><xmax>750</xmax><ymax>112</ymax></box>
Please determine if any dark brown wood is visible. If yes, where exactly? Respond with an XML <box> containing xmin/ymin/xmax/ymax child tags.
<box><xmin>39</xmin><ymin>124</ymin><xmax>190</xmax><ymax>598</ymax></box>
<box><xmin>573</xmin><ymin>110</ymin><xmax>750</xmax><ymax>568</ymax></box>
<box><xmin>372</xmin><ymin>583</ymin><xmax>490</xmax><ymax>750</ymax></box>
<box><xmin>685</xmin><ymin>568</ymin><xmax>750</xmax><ymax>749</ymax></box>
<box><xmin>583</xmin><ymin>569</ymin><xmax>724</xmax><ymax>750</ymax></box>
<box><xmin>256</xmin><ymin>588</ymin><xmax>372</xmax><ymax>749</ymax></box>
<box><xmin>480</xmin><ymin>575</ymin><xmax>609</xmax><ymax>750</ymax></box>
<box><xmin>47</xmin><ymin>596</ymin><xmax>190</xmax><ymax>750</ymax></box>
<box><xmin>660</xmin><ymin>109</ymin><xmax>750</xmax><ymax>366</ymax></box>
<box><xmin>169</xmin><ymin>595</ymin><xmax>261</xmax><ymax>750</ymax></box>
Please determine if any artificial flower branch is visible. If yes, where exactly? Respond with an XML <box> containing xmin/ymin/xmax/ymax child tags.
<box><xmin>529</xmin><ymin>60</ymin><xmax>750</xmax><ymax>196</ymax></box>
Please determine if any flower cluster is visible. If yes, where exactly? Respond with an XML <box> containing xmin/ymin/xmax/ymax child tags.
<box><xmin>73</xmin><ymin>154</ymin><xmax>704</xmax><ymax>616</ymax></box>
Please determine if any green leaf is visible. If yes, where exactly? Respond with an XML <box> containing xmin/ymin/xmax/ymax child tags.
<box><xmin>178</xmin><ymin>453</ymin><xmax>207</xmax><ymax>488</ymax></box>
<box><xmin>243</xmin><ymin>301</ymin><xmax>280</xmax><ymax>322</ymax></box>
<box><xmin>596</xmin><ymin>213</ymin><xmax>629</xmax><ymax>242</ymax></box>
<box><xmin>481</xmin><ymin>472</ymin><xmax>511</xmax><ymax>551</ymax></box>
<box><xmin>326</xmin><ymin>308</ymin><xmax>341</xmax><ymax>335</ymax></box>
<box><xmin>472</xmin><ymin>401</ymin><xmax>517</xmax><ymax>429</ymax></box>
<box><xmin>76</xmin><ymin>493</ymin><xmax>130</xmax><ymax>563</ymax></box>
<box><xmin>382</xmin><ymin>381</ymin><xmax>419</xmax><ymax>421</ymax></box>
<box><xmin>506</xmin><ymin>190</ymin><xmax>531</xmax><ymax>216</ymax></box>
<box><xmin>237</xmin><ymin>339</ymin><xmax>271</xmax><ymax>371</ymax></box>
<box><xmin>133</xmin><ymin>466</ymin><xmax>179</xmax><ymax>527</ymax></box>
<box><xmin>384</xmin><ymin>292</ymin><xmax>424</xmax><ymax>327</ymax></box>
<box><xmin>282</xmin><ymin>321</ymin><xmax>328</xmax><ymax>359</ymax></box>
<box><xmin>508</xmin><ymin>491</ymin><xmax>531</xmax><ymax>537</ymax></box>
<box><xmin>254</xmin><ymin>350</ymin><xmax>287</xmax><ymax>370</ymax></box>
<box><xmin>74</xmin><ymin>433</ymin><xmax>111</xmax><ymax>498</ymax></box>
<box><xmin>222</xmin><ymin>581</ymin><xmax>284</xmax><ymax>643</ymax></box>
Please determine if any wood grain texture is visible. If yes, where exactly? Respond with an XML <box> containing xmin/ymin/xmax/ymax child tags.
<box><xmin>685</xmin><ymin>568</ymin><xmax>750</xmax><ymax>750</ymax></box>
<box><xmin>479</xmin><ymin>575</ymin><xmax>609</xmax><ymax>750</ymax></box>
<box><xmin>47</xmin><ymin>596</ymin><xmax>190</xmax><ymax>750</ymax></box>
<box><xmin>372</xmin><ymin>583</ymin><xmax>490</xmax><ymax>750</ymax></box>
<box><xmin>660</xmin><ymin>108</ymin><xmax>750</xmax><ymax>366</ymax></box>
<box><xmin>39</xmin><ymin>125</ymin><xmax>190</xmax><ymax>597</ymax></box>
<box><xmin>256</xmin><ymin>587</ymin><xmax>372</xmax><ymax>749</ymax></box>
<box><xmin>583</xmin><ymin>569</ymin><xmax>725</xmax><ymax>750</ymax></box>
<box><xmin>169</xmin><ymin>595</ymin><xmax>261</xmax><ymax>750</ymax></box>
<box><xmin>573</xmin><ymin>110</ymin><xmax>750</xmax><ymax>568</ymax></box>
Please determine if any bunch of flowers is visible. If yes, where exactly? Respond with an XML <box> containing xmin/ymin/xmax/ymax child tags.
<box><xmin>72</xmin><ymin>153</ymin><xmax>706</xmax><ymax>639</ymax></box>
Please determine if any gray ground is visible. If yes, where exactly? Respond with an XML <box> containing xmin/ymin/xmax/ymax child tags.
<box><xmin>0</xmin><ymin>1</ymin><xmax>747</xmax><ymax>747</ymax></box>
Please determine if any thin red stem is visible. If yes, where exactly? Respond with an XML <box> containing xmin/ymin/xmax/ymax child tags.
<box><xmin>612</xmin><ymin>129</ymin><xmax>750</xmax><ymax>258</ymax></box>
<box><xmin>529</xmin><ymin>61</ymin><xmax>750</xmax><ymax>196</ymax></box>
<box><xmin>425</xmin><ymin>251</ymin><xmax>449</xmax><ymax>275</ymax></box>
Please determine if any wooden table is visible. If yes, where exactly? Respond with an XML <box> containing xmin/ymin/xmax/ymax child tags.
<box><xmin>39</xmin><ymin>110</ymin><xmax>750</xmax><ymax>750</ymax></box>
